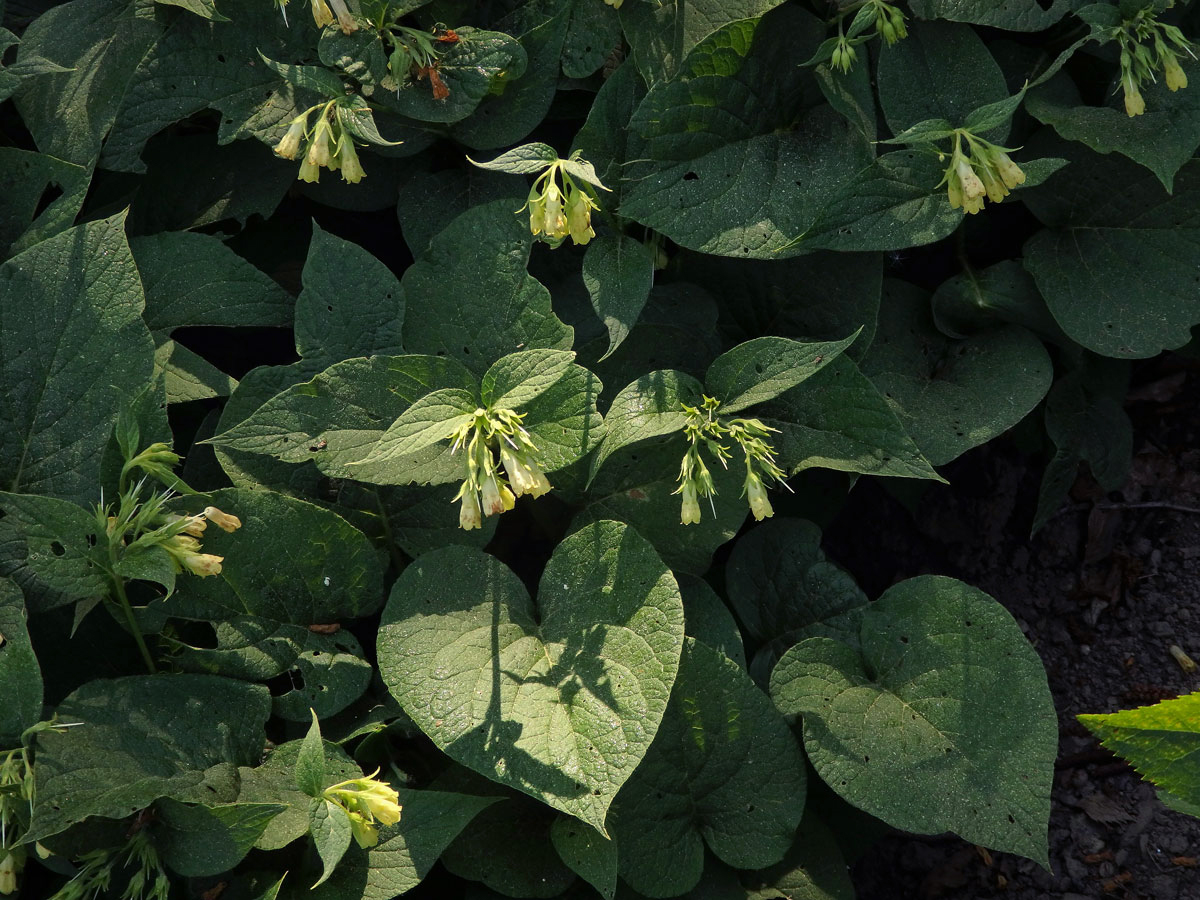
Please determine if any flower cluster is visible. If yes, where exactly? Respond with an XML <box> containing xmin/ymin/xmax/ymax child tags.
<box><xmin>825</xmin><ymin>0</ymin><xmax>907</xmax><ymax>74</ymax></box>
<box><xmin>0</xmin><ymin>750</ymin><xmax>33</xmax><ymax>896</ymax></box>
<box><xmin>1111</xmin><ymin>6</ymin><xmax>1195</xmax><ymax>116</ymax></box>
<box><xmin>322</xmin><ymin>772</ymin><xmax>403</xmax><ymax>848</ymax></box>
<box><xmin>46</xmin><ymin>832</ymin><xmax>169</xmax><ymax>900</ymax></box>
<box><xmin>521</xmin><ymin>153</ymin><xmax>605</xmax><ymax>247</ymax></box>
<box><xmin>274</xmin><ymin>101</ymin><xmax>368</xmax><ymax>184</ymax></box>
<box><xmin>938</xmin><ymin>129</ymin><xmax>1026</xmax><ymax>215</ymax></box>
<box><xmin>380</xmin><ymin>25</ymin><xmax>458</xmax><ymax>100</ymax></box>
<box><xmin>674</xmin><ymin>396</ymin><xmax>788</xmax><ymax>525</ymax></box>
<box><xmin>449</xmin><ymin>407</ymin><xmax>552</xmax><ymax>530</ymax></box>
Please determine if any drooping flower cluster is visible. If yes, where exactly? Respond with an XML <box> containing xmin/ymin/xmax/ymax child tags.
<box><xmin>674</xmin><ymin>396</ymin><xmax>789</xmax><ymax>525</ymax></box>
<box><xmin>274</xmin><ymin>100</ymin><xmax>368</xmax><ymax>184</ymax></box>
<box><xmin>322</xmin><ymin>771</ymin><xmax>403</xmax><ymax>848</ymax></box>
<box><xmin>938</xmin><ymin>129</ymin><xmax>1026</xmax><ymax>215</ymax></box>
<box><xmin>1110</xmin><ymin>5</ymin><xmax>1195</xmax><ymax>116</ymax></box>
<box><xmin>824</xmin><ymin>0</ymin><xmax>908</xmax><ymax>74</ymax></box>
<box><xmin>521</xmin><ymin>153</ymin><xmax>606</xmax><ymax>247</ymax></box>
<box><xmin>449</xmin><ymin>407</ymin><xmax>552</xmax><ymax>530</ymax></box>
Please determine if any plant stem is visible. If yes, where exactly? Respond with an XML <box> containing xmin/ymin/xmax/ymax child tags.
<box><xmin>110</xmin><ymin>574</ymin><xmax>157</xmax><ymax>674</ymax></box>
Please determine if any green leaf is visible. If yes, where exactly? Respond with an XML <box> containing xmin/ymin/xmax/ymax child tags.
<box><xmin>470</xmin><ymin>142</ymin><xmax>559</xmax><ymax>176</ymax></box>
<box><xmin>0</xmin><ymin>493</ymin><xmax>108</xmax><ymax>613</ymax></box>
<box><xmin>311</xmin><ymin>797</ymin><xmax>354</xmax><ymax>888</ymax></box>
<box><xmin>396</xmin><ymin>167</ymin><xmax>525</xmax><ymax>257</ymax></box>
<box><xmin>858</xmin><ymin>281</ymin><xmax>1052</xmax><ymax>466</ymax></box>
<box><xmin>617</xmin><ymin>0</ymin><xmax>788</xmax><ymax>83</ymax></box>
<box><xmin>156</xmin><ymin>799</ymin><xmax>287</xmax><ymax>877</ymax></box>
<box><xmin>296</xmin><ymin>711</ymin><xmax>327</xmax><ymax>798</ymax></box>
<box><xmin>481</xmin><ymin>349</ymin><xmax>576</xmax><ymax>409</ymax></box>
<box><xmin>296</xmin><ymin>223</ymin><xmax>405</xmax><ymax>368</ymax></box>
<box><xmin>588</xmin><ymin>370</ymin><xmax>703</xmax><ymax>484</ymax></box>
<box><xmin>13</xmin><ymin>0</ymin><xmax>163</xmax><ymax>166</ymax></box>
<box><xmin>209</xmin><ymin>355</ymin><xmax>476</xmax><ymax>479</ymax></box>
<box><xmin>1022</xmin><ymin>150</ymin><xmax>1200</xmax><ymax>358</ymax></box>
<box><xmin>340</xmin><ymin>483</ymin><xmax>497</xmax><ymax>558</ymax></box>
<box><xmin>725</xmin><ymin>518</ymin><xmax>868</xmax><ymax>681</ymax></box>
<box><xmin>909</xmin><ymin>0</ymin><xmax>1073</xmax><ymax>30</ymax></box>
<box><xmin>571</xmin><ymin>56</ymin><xmax>648</xmax><ymax>207</ymax></box>
<box><xmin>99</xmin><ymin>0</ymin><xmax>317</xmax><ymax>173</ymax></box>
<box><xmin>562</xmin><ymin>0</ymin><xmax>621</xmax><ymax>79</ymax></box>
<box><xmin>609</xmin><ymin>638</ymin><xmax>807</xmax><ymax>896</ymax></box>
<box><xmin>349</xmin><ymin>388</ymin><xmax>477</xmax><ymax>486</ymax></box>
<box><xmin>153</xmin><ymin>338</ymin><xmax>239</xmax><ymax>404</ymax></box>
<box><xmin>770</xmin><ymin>575</ymin><xmax>1057</xmax><ymax>865</ymax></box>
<box><xmin>758</xmin><ymin>356</ymin><xmax>943</xmax><ymax>483</ymax></box>
<box><xmin>930</xmin><ymin>260</ymin><xmax>1069</xmax><ymax>344</ymax></box>
<box><xmin>797</xmin><ymin>150</ymin><xmax>962</xmax><ymax>253</ymax></box>
<box><xmin>1026</xmin><ymin>71</ymin><xmax>1200</xmax><ymax>192</ymax></box>
<box><xmin>377</xmin><ymin>521</ymin><xmax>685</xmax><ymax>832</ymax></box>
<box><xmin>0</xmin><ymin>578</ymin><xmax>43</xmax><ymax>744</ymax></box>
<box><xmin>705</xmin><ymin>334</ymin><xmax>858</xmax><ymax>415</ymax></box>
<box><xmin>551</xmin><ymin>815</ymin><xmax>617</xmax><ymax>900</ymax></box>
<box><xmin>876</xmin><ymin>21</ymin><xmax>1007</xmax><ymax>135</ymax></box>
<box><xmin>26</xmin><ymin>674</ymin><xmax>271</xmax><ymax>842</ymax></box>
<box><xmin>154</xmin><ymin>0</ymin><xmax>229</xmax><ymax>19</ymax></box>
<box><xmin>236</xmin><ymin>737</ymin><xmax>362</xmax><ymax>851</ymax></box>
<box><xmin>402</xmin><ymin>200</ymin><xmax>573</xmax><ymax>376</ymax></box>
<box><xmin>378</xmin><ymin>28</ymin><xmax>526</xmax><ymax>125</ymax></box>
<box><xmin>307</xmin><ymin>788</ymin><xmax>503</xmax><ymax>900</ymax></box>
<box><xmin>679</xmin><ymin>575</ymin><xmax>746</xmax><ymax>671</ymax></box>
<box><xmin>499</xmin><ymin>361</ymin><xmax>604</xmax><ymax>475</ymax></box>
<box><xmin>159</xmin><ymin>488</ymin><xmax>385</xmax><ymax>625</ymax></box>
<box><xmin>0</xmin><ymin>214</ymin><xmax>155</xmax><ymax>502</ymax></box>
<box><xmin>744</xmin><ymin>812</ymin><xmax>855</xmax><ymax>900</ymax></box>
<box><xmin>0</xmin><ymin>148</ymin><xmax>89</xmax><ymax>260</ymax></box>
<box><xmin>130</xmin><ymin>232</ymin><xmax>293</xmax><ymax>331</ymax></box>
<box><xmin>261</xmin><ymin>53</ymin><xmax>348</xmax><ymax>99</ymax></box>
<box><xmin>582</xmin><ymin>234</ymin><xmax>655</xmax><ymax>361</ymax></box>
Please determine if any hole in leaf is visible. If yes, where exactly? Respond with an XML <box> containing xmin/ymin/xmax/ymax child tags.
<box><xmin>50</xmin><ymin>541</ymin><xmax>65</xmax><ymax>557</ymax></box>
<box><xmin>683</xmin><ymin>171</ymin><xmax>698</xmax><ymax>181</ymax></box>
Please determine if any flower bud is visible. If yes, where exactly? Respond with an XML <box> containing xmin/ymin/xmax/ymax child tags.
<box><xmin>1165</xmin><ymin>57</ymin><xmax>1188</xmax><ymax>91</ymax></box>
<box><xmin>889</xmin><ymin>7</ymin><xmax>908</xmax><ymax>41</ymax></box>
<box><xmin>993</xmin><ymin>151</ymin><xmax>1025</xmax><ymax>189</ymax></box>
<box><xmin>202</xmin><ymin>506</ymin><xmax>242</xmax><ymax>532</ymax></box>
<box><xmin>274</xmin><ymin>117</ymin><xmax>307</xmax><ymax>160</ymax></box>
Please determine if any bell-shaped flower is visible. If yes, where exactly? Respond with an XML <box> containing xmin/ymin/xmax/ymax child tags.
<box><xmin>335</xmin><ymin>130</ymin><xmax>366</xmax><ymax>184</ymax></box>
<box><xmin>744</xmin><ymin>472</ymin><xmax>774</xmax><ymax>521</ymax></box>
<box><xmin>202</xmin><ymin>506</ymin><xmax>241</xmax><ymax>532</ymax></box>
<box><xmin>164</xmin><ymin>535</ymin><xmax>224</xmax><ymax>577</ymax></box>
<box><xmin>992</xmin><ymin>150</ymin><xmax>1026</xmax><ymax>190</ymax></box>
<box><xmin>480</xmin><ymin>471</ymin><xmax>516</xmax><ymax>517</ymax></box>
<box><xmin>527</xmin><ymin>183</ymin><xmax>548</xmax><ymax>237</ymax></box>
<box><xmin>499</xmin><ymin>445</ymin><xmax>551</xmax><ymax>498</ymax></box>
<box><xmin>679</xmin><ymin>481</ymin><xmax>702</xmax><ymax>526</ymax></box>
<box><xmin>310</xmin><ymin>0</ymin><xmax>333</xmax><ymax>28</ymax></box>
<box><xmin>541</xmin><ymin>181</ymin><xmax>568</xmax><ymax>241</ymax></box>
<box><xmin>274</xmin><ymin>116</ymin><xmax>307</xmax><ymax>160</ymax></box>
<box><xmin>955</xmin><ymin>157</ymin><xmax>985</xmax><ymax>202</ymax></box>
<box><xmin>1165</xmin><ymin>55</ymin><xmax>1188</xmax><ymax>91</ymax></box>
<box><xmin>326</xmin><ymin>0</ymin><xmax>357</xmax><ymax>33</ymax></box>
<box><xmin>564</xmin><ymin>187</ymin><xmax>597</xmax><ymax>246</ymax></box>
<box><xmin>458</xmin><ymin>488</ymin><xmax>482</xmax><ymax>530</ymax></box>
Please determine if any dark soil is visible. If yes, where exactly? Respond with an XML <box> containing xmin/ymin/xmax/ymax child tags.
<box><xmin>828</xmin><ymin>353</ymin><xmax>1200</xmax><ymax>900</ymax></box>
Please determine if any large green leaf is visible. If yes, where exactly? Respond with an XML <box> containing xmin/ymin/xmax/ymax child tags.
<box><xmin>1079</xmin><ymin>694</ymin><xmax>1200</xmax><ymax>808</ymax></box>
<box><xmin>582</xmin><ymin>233</ymin><xmax>654</xmax><ymax>360</ymax></box>
<box><xmin>744</xmin><ymin>812</ymin><xmax>855</xmax><ymax>900</ymax></box>
<box><xmin>876</xmin><ymin>21</ymin><xmax>1007</xmax><ymax>134</ymax></box>
<box><xmin>159</xmin><ymin>488</ymin><xmax>384</xmax><ymax>626</ymax></box>
<box><xmin>0</xmin><ymin>578</ymin><xmax>42</xmax><ymax>744</ymax></box>
<box><xmin>13</xmin><ymin>0</ymin><xmax>162</xmax><ymax>166</ymax></box>
<box><xmin>909</xmin><ymin>0</ymin><xmax>1073</xmax><ymax>31</ymax></box>
<box><xmin>705</xmin><ymin>334</ymin><xmax>857</xmax><ymax>415</ymax></box>
<box><xmin>0</xmin><ymin>493</ymin><xmax>108</xmax><ymax>612</ymax></box>
<box><xmin>307</xmin><ymin>788</ymin><xmax>503</xmax><ymax>900</ymax></box>
<box><xmin>588</xmin><ymin>370</ymin><xmax>703</xmax><ymax>483</ymax></box>
<box><xmin>156</xmin><ymin>798</ymin><xmax>287</xmax><ymax>877</ymax></box>
<box><xmin>130</xmin><ymin>232</ymin><xmax>293</xmax><ymax>331</ymax></box>
<box><xmin>1022</xmin><ymin>150</ymin><xmax>1200</xmax><ymax>358</ymax></box>
<box><xmin>758</xmin><ymin>356</ymin><xmax>942</xmax><ymax>482</ymax></box>
<box><xmin>770</xmin><ymin>575</ymin><xmax>1057</xmax><ymax>865</ymax></box>
<box><xmin>1027</xmin><ymin>71</ymin><xmax>1200</xmax><ymax>191</ymax></box>
<box><xmin>377</xmin><ymin>521</ymin><xmax>685</xmax><ymax>832</ymax></box>
<box><xmin>561</xmin><ymin>0</ymin><xmax>621</xmax><ymax>78</ymax></box>
<box><xmin>402</xmin><ymin>201</ymin><xmax>573</xmax><ymax>377</ymax></box>
<box><xmin>0</xmin><ymin>214</ymin><xmax>155</xmax><ymax>502</ymax></box>
<box><xmin>0</xmin><ymin>148</ymin><xmax>89</xmax><ymax>260</ymax></box>
<box><xmin>26</xmin><ymin>674</ymin><xmax>271</xmax><ymax>842</ymax></box>
<box><xmin>609</xmin><ymin>638</ymin><xmax>807</xmax><ymax>897</ymax></box>
<box><xmin>858</xmin><ymin>281</ymin><xmax>1052</xmax><ymax>466</ymax></box>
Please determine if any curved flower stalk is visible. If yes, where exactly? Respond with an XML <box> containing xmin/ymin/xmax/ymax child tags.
<box><xmin>274</xmin><ymin>100</ymin><xmax>370</xmax><ymax>184</ymax></box>
<box><xmin>450</xmin><ymin>407</ymin><xmax>552</xmax><ymax>530</ymax></box>
<box><xmin>674</xmin><ymin>396</ymin><xmax>790</xmax><ymax>525</ymax></box>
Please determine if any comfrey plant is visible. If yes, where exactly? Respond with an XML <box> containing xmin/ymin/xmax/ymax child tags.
<box><xmin>3</xmin><ymin>0</ymin><xmax>1200</xmax><ymax>896</ymax></box>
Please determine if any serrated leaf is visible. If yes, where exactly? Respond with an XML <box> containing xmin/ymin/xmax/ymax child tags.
<box><xmin>758</xmin><ymin>356</ymin><xmax>943</xmax><ymax>483</ymax></box>
<box><xmin>130</xmin><ymin>231</ymin><xmax>293</xmax><ymax>331</ymax></box>
<box><xmin>705</xmin><ymin>334</ymin><xmax>858</xmax><ymax>415</ymax></box>
<box><xmin>588</xmin><ymin>370</ymin><xmax>703</xmax><ymax>484</ymax></box>
<box><xmin>158</xmin><ymin>488</ymin><xmax>384</xmax><ymax>625</ymax></box>
<box><xmin>311</xmin><ymin>797</ymin><xmax>354</xmax><ymax>888</ymax></box>
<box><xmin>377</xmin><ymin>521</ymin><xmax>685</xmax><ymax>833</ymax></box>
<box><xmin>26</xmin><ymin>674</ymin><xmax>271</xmax><ymax>843</ymax></box>
<box><xmin>609</xmin><ymin>638</ymin><xmax>807</xmax><ymax>896</ymax></box>
<box><xmin>859</xmin><ymin>281</ymin><xmax>1052</xmax><ymax>467</ymax></box>
<box><xmin>156</xmin><ymin>799</ymin><xmax>286</xmax><ymax>877</ymax></box>
<box><xmin>307</xmin><ymin>788</ymin><xmax>503</xmax><ymax>900</ymax></box>
<box><xmin>402</xmin><ymin>200</ymin><xmax>572</xmax><ymax>376</ymax></box>
<box><xmin>582</xmin><ymin>234</ymin><xmax>654</xmax><ymax>361</ymax></box>
<box><xmin>770</xmin><ymin>575</ymin><xmax>1057</xmax><ymax>865</ymax></box>
<box><xmin>0</xmin><ymin>578</ymin><xmax>42</xmax><ymax>744</ymax></box>
<box><xmin>1022</xmin><ymin>150</ymin><xmax>1200</xmax><ymax>358</ymax></box>
<box><xmin>0</xmin><ymin>214</ymin><xmax>154</xmax><ymax>502</ymax></box>
<box><xmin>1080</xmin><ymin>696</ymin><xmax>1200</xmax><ymax>806</ymax></box>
